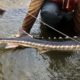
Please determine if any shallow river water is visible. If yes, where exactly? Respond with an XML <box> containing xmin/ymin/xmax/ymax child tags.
<box><xmin>0</xmin><ymin>0</ymin><xmax>80</xmax><ymax>80</ymax></box>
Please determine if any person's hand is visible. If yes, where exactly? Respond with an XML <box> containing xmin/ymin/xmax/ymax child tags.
<box><xmin>61</xmin><ymin>12</ymin><xmax>73</xmax><ymax>21</ymax></box>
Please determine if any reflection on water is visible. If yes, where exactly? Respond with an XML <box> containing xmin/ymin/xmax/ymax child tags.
<box><xmin>0</xmin><ymin>48</ymin><xmax>80</xmax><ymax>80</ymax></box>
<box><xmin>0</xmin><ymin>0</ymin><xmax>80</xmax><ymax>80</ymax></box>
<box><xmin>41</xmin><ymin>51</ymin><xmax>80</xmax><ymax>80</ymax></box>
<box><xmin>0</xmin><ymin>48</ymin><xmax>51</xmax><ymax>80</ymax></box>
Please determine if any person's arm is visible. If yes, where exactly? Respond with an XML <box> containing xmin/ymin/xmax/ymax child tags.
<box><xmin>22</xmin><ymin>0</ymin><xmax>44</xmax><ymax>33</ymax></box>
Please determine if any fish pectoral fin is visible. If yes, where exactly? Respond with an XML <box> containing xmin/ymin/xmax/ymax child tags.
<box><xmin>5</xmin><ymin>43</ymin><xmax>20</xmax><ymax>49</ymax></box>
<box><xmin>37</xmin><ymin>48</ymin><xmax>49</xmax><ymax>54</ymax></box>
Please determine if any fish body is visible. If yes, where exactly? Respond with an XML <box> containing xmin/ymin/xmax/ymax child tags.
<box><xmin>0</xmin><ymin>36</ymin><xmax>80</xmax><ymax>52</ymax></box>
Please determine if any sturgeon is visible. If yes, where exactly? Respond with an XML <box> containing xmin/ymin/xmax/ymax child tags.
<box><xmin>0</xmin><ymin>36</ymin><xmax>80</xmax><ymax>51</ymax></box>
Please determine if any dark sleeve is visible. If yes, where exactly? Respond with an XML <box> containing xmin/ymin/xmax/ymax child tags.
<box><xmin>22</xmin><ymin>0</ymin><xmax>44</xmax><ymax>33</ymax></box>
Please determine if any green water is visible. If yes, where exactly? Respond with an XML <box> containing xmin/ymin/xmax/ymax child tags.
<box><xmin>0</xmin><ymin>0</ymin><xmax>80</xmax><ymax>80</ymax></box>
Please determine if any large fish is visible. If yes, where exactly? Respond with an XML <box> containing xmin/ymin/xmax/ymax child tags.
<box><xmin>0</xmin><ymin>36</ymin><xmax>80</xmax><ymax>52</ymax></box>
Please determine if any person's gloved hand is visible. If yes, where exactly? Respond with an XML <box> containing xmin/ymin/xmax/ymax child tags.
<box><xmin>61</xmin><ymin>12</ymin><xmax>74</xmax><ymax>21</ymax></box>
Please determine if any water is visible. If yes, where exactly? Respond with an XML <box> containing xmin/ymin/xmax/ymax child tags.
<box><xmin>0</xmin><ymin>0</ymin><xmax>80</xmax><ymax>80</ymax></box>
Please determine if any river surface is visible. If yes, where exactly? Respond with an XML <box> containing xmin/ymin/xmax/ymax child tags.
<box><xmin>0</xmin><ymin>0</ymin><xmax>80</xmax><ymax>80</ymax></box>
